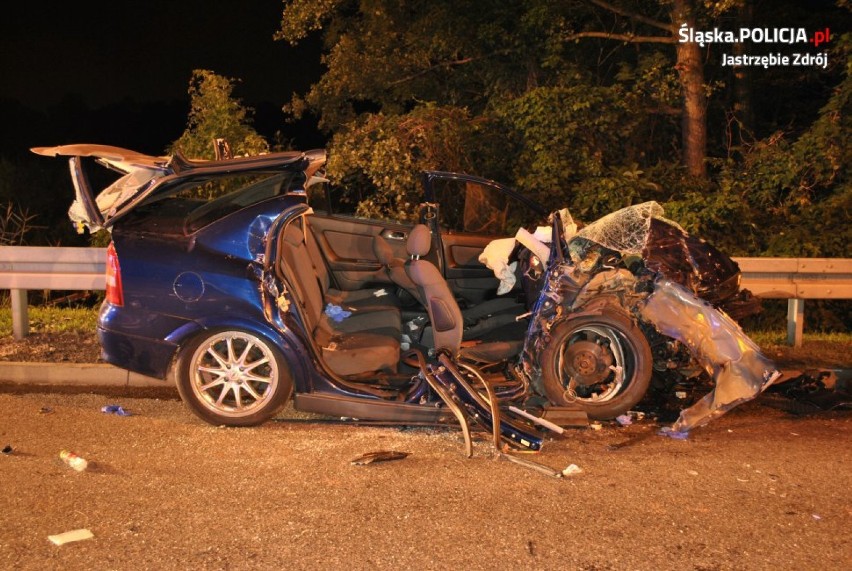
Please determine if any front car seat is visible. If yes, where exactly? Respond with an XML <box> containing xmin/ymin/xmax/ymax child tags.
<box><xmin>404</xmin><ymin>224</ymin><xmax>525</xmax><ymax>363</ymax></box>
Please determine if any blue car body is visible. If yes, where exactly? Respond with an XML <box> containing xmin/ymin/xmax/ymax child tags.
<box><xmin>33</xmin><ymin>144</ymin><xmax>535</xmax><ymax>430</ymax></box>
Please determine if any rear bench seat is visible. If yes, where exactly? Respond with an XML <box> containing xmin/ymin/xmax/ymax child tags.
<box><xmin>280</xmin><ymin>219</ymin><xmax>401</xmax><ymax>377</ymax></box>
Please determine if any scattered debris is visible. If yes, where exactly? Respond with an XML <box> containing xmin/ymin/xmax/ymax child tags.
<box><xmin>350</xmin><ymin>451</ymin><xmax>410</xmax><ymax>465</ymax></box>
<box><xmin>562</xmin><ymin>463</ymin><xmax>583</xmax><ymax>476</ymax></box>
<box><xmin>615</xmin><ymin>414</ymin><xmax>633</xmax><ymax>426</ymax></box>
<box><xmin>761</xmin><ymin>371</ymin><xmax>852</xmax><ymax>413</ymax></box>
<box><xmin>537</xmin><ymin>406</ymin><xmax>589</xmax><ymax>428</ymax></box>
<box><xmin>812</xmin><ymin>514</ymin><xmax>822</xmax><ymax>521</ymax></box>
<box><xmin>59</xmin><ymin>450</ymin><xmax>88</xmax><ymax>472</ymax></box>
<box><xmin>101</xmin><ymin>405</ymin><xmax>131</xmax><ymax>416</ymax></box>
<box><xmin>589</xmin><ymin>422</ymin><xmax>602</xmax><ymax>431</ymax></box>
<box><xmin>658</xmin><ymin>427</ymin><xmax>689</xmax><ymax>440</ymax></box>
<box><xmin>508</xmin><ymin>405</ymin><xmax>565</xmax><ymax>434</ymax></box>
<box><xmin>39</xmin><ymin>406</ymin><xmax>54</xmax><ymax>414</ymax></box>
<box><xmin>2</xmin><ymin>444</ymin><xmax>12</xmax><ymax>455</ymax></box>
<box><xmin>48</xmin><ymin>529</ymin><xmax>94</xmax><ymax>546</ymax></box>
<box><xmin>499</xmin><ymin>453</ymin><xmax>563</xmax><ymax>478</ymax></box>
<box><xmin>687</xmin><ymin>470</ymin><xmax>699</xmax><ymax>476</ymax></box>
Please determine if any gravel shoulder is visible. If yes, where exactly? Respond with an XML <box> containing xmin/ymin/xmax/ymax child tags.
<box><xmin>0</xmin><ymin>388</ymin><xmax>849</xmax><ymax>570</ymax></box>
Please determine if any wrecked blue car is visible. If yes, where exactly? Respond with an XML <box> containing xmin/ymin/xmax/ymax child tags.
<box><xmin>32</xmin><ymin>144</ymin><xmax>778</xmax><ymax>451</ymax></box>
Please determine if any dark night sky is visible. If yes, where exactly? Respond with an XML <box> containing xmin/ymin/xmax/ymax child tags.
<box><xmin>0</xmin><ymin>0</ymin><xmax>323</xmax><ymax>152</ymax></box>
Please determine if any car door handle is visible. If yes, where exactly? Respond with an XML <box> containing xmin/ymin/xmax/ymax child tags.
<box><xmin>383</xmin><ymin>230</ymin><xmax>407</xmax><ymax>241</ymax></box>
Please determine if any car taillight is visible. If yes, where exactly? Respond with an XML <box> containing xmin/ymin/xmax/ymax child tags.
<box><xmin>105</xmin><ymin>242</ymin><xmax>124</xmax><ymax>307</ymax></box>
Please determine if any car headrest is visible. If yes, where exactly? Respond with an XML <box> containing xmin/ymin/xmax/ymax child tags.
<box><xmin>406</xmin><ymin>224</ymin><xmax>431</xmax><ymax>257</ymax></box>
<box><xmin>283</xmin><ymin>223</ymin><xmax>304</xmax><ymax>246</ymax></box>
<box><xmin>372</xmin><ymin>236</ymin><xmax>395</xmax><ymax>265</ymax></box>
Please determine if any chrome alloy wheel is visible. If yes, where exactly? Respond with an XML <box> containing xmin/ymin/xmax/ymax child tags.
<box><xmin>189</xmin><ymin>331</ymin><xmax>279</xmax><ymax>418</ymax></box>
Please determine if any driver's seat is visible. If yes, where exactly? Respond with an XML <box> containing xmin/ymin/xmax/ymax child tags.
<box><xmin>404</xmin><ymin>224</ymin><xmax>525</xmax><ymax>362</ymax></box>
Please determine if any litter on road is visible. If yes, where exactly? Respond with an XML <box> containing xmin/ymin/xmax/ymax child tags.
<box><xmin>59</xmin><ymin>450</ymin><xmax>88</xmax><ymax>472</ymax></box>
<box><xmin>48</xmin><ymin>529</ymin><xmax>94</xmax><ymax>546</ymax></box>
<box><xmin>350</xmin><ymin>451</ymin><xmax>410</xmax><ymax>465</ymax></box>
<box><xmin>101</xmin><ymin>405</ymin><xmax>131</xmax><ymax>416</ymax></box>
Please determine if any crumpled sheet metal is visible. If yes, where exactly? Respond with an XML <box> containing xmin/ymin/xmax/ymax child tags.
<box><xmin>638</xmin><ymin>278</ymin><xmax>780</xmax><ymax>431</ymax></box>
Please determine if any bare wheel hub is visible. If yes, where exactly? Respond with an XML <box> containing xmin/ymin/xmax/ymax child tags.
<box><xmin>563</xmin><ymin>340</ymin><xmax>613</xmax><ymax>386</ymax></box>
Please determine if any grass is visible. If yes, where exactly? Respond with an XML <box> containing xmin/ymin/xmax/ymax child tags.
<box><xmin>746</xmin><ymin>329</ymin><xmax>851</xmax><ymax>369</ymax></box>
<box><xmin>0</xmin><ymin>305</ymin><xmax>99</xmax><ymax>336</ymax></box>
<box><xmin>747</xmin><ymin>329</ymin><xmax>850</xmax><ymax>346</ymax></box>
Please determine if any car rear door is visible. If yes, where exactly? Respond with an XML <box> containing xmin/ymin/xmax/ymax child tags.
<box><xmin>304</xmin><ymin>182</ymin><xmax>418</xmax><ymax>292</ymax></box>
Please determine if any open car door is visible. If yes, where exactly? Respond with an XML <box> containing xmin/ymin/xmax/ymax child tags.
<box><xmin>304</xmin><ymin>171</ymin><xmax>546</xmax><ymax>304</ymax></box>
<box><xmin>421</xmin><ymin>171</ymin><xmax>546</xmax><ymax>305</ymax></box>
<box><xmin>303</xmin><ymin>181</ymin><xmax>417</xmax><ymax>293</ymax></box>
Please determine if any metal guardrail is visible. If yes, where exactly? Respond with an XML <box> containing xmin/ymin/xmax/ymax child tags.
<box><xmin>0</xmin><ymin>246</ymin><xmax>106</xmax><ymax>339</ymax></box>
<box><xmin>1</xmin><ymin>246</ymin><xmax>850</xmax><ymax>346</ymax></box>
<box><xmin>734</xmin><ymin>257</ymin><xmax>852</xmax><ymax>347</ymax></box>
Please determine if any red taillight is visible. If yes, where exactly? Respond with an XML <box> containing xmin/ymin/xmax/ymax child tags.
<box><xmin>105</xmin><ymin>242</ymin><xmax>124</xmax><ymax>307</ymax></box>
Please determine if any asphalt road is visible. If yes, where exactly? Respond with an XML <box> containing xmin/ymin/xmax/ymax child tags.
<box><xmin>0</xmin><ymin>386</ymin><xmax>849</xmax><ymax>570</ymax></box>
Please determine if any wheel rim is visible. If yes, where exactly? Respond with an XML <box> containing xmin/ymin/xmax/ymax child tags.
<box><xmin>555</xmin><ymin>325</ymin><xmax>632</xmax><ymax>404</ymax></box>
<box><xmin>189</xmin><ymin>331</ymin><xmax>279</xmax><ymax>418</ymax></box>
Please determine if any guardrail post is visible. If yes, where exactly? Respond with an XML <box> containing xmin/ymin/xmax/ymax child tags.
<box><xmin>786</xmin><ymin>298</ymin><xmax>804</xmax><ymax>348</ymax></box>
<box><xmin>10</xmin><ymin>288</ymin><xmax>29</xmax><ymax>340</ymax></box>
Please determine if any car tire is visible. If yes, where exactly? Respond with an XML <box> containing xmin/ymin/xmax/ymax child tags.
<box><xmin>175</xmin><ymin>329</ymin><xmax>293</xmax><ymax>426</ymax></box>
<box><xmin>540</xmin><ymin>303</ymin><xmax>652</xmax><ymax>420</ymax></box>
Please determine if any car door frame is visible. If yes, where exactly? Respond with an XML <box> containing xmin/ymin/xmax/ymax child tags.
<box><xmin>421</xmin><ymin>171</ymin><xmax>547</xmax><ymax>303</ymax></box>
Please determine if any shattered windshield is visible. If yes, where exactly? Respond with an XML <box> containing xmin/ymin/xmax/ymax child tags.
<box><xmin>574</xmin><ymin>201</ymin><xmax>683</xmax><ymax>255</ymax></box>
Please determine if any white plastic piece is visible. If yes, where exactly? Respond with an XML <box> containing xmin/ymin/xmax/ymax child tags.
<box><xmin>48</xmin><ymin>529</ymin><xmax>94</xmax><ymax>545</ymax></box>
<box><xmin>515</xmin><ymin>228</ymin><xmax>551</xmax><ymax>264</ymax></box>
<box><xmin>562</xmin><ymin>464</ymin><xmax>583</xmax><ymax>476</ymax></box>
<box><xmin>508</xmin><ymin>405</ymin><xmax>565</xmax><ymax>434</ymax></box>
<box><xmin>478</xmin><ymin>237</ymin><xmax>518</xmax><ymax>294</ymax></box>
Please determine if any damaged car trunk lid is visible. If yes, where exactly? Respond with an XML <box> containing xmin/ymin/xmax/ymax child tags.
<box><xmin>30</xmin><ymin>144</ymin><xmax>318</xmax><ymax>234</ymax></box>
<box><xmin>31</xmin><ymin>144</ymin><xmax>173</xmax><ymax>233</ymax></box>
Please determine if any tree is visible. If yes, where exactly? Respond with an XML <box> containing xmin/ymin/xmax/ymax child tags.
<box><xmin>169</xmin><ymin>70</ymin><xmax>268</xmax><ymax>159</ymax></box>
<box><xmin>278</xmin><ymin>0</ymin><xmax>718</xmax><ymax>179</ymax></box>
<box><xmin>277</xmin><ymin>1</ymin><xmax>683</xmax><ymax>210</ymax></box>
<box><xmin>564</xmin><ymin>0</ymin><xmax>709</xmax><ymax>178</ymax></box>
<box><xmin>276</xmin><ymin>0</ymin><xmax>849</xmax><ymax>262</ymax></box>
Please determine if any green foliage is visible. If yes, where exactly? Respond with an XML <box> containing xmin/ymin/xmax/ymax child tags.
<box><xmin>707</xmin><ymin>35</ymin><xmax>851</xmax><ymax>256</ymax></box>
<box><xmin>169</xmin><ymin>70</ymin><xmax>268</xmax><ymax>160</ymax></box>
<box><xmin>275</xmin><ymin>0</ymin><xmax>345</xmax><ymax>44</ymax></box>
<box><xmin>327</xmin><ymin>105</ymin><xmax>499</xmax><ymax>222</ymax></box>
<box><xmin>279</xmin><ymin>0</ymin><xmax>584</xmax><ymax>129</ymax></box>
<box><xmin>278</xmin><ymin>1</ymin><xmax>850</xmax><ymax>260</ymax></box>
<box><xmin>491</xmin><ymin>84</ymin><xmax>665</xmax><ymax>213</ymax></box>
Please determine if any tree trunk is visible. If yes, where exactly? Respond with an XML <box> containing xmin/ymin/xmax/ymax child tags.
<box><xmin>672</xmin><ymin>0</ymin><xmax>707</xmax><ymax>178</ymax></box>
<box><xmin>732</xmin><ymin>0</ymin><xmax>755</xmax><ymax>143</ymax></box>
